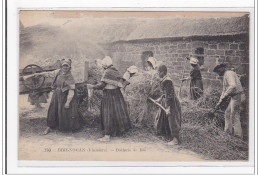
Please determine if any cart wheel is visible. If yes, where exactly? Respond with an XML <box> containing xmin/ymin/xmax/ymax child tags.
<box><xmin>22</xmin><ymin>64</ymin><xmax>45</xmax><ymax>90</ymax></box>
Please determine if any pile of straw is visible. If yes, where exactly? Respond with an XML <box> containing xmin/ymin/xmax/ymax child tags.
<box><xmin>180</xmin><ymin>86</ymin><xmax>248</xmax><ymax>160</ymax></box>
<box><xmin>124</xmin><ymin>71</ymin><xmax>162</xmax><ymax>126</ymax></box>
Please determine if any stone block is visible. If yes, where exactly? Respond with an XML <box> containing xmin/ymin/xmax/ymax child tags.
<box><xmin>172</xmin><ymin>61</ymin><xmax>182</xmax><ymax>66</ymax></box>
<box><xmin>216</xmin><ymin>50</ymin><xmax>225</xmax><ymax>56</ymax></box>
<box><xmin>177</xmin><ymin>57</ymin><xmax>184</xmax><ymax>62</ymax></box>
<box><xmin>168</xmin><ymin>49</ymin><xmax>176</xmax><ymax>53</ymax></box>
<box><xmin>183</xmin><ymin>49</ymin><xmax>191</xmax><ymax>54</ymax></box>
<box><xmin>216</xmin><ymin>57</ymin><xmax>225</xmax><ymax>64</ymax></box>
<box><xmin>240</xmin><ymin>56</ymin><xmax>249</xmax><ymax>63</ymax></box>
<box><xmin>225</xmin><ymin>50</ymin><xmax>235</xmax><ymax>56</ymax></box>
<box><xmin>208</xmin><ymin>41</ymin><xmax>218</xmax><ymax>44</ymax></box>
<box><xmin>180</xmin><ymin>54</ymin><xmax>189</xmax><ymax>58</ymax></box>
<box><xmin>164</xmin><ymin>46</ymin><xmax>169</xmax><ymax>50</ymax></box>
<box><xmin>236</xmin><ymin>50</ymin><xmax>247</xmax><ymax>57</ymax></box>
<box><xmin>207</xmin><ymin>49</ymin><xmax>216</xmax><ymax>55</ymax></box>
<box><xmin>230</xmin><ymin>44</ymin><xmax>238</xmax><ymax>50</ymax></box>
<box><xmin>209</xmin><ymin>44</ymin><xmax>217</xmax><ymax>49</ymax></box>
<box><xmin>218</xmin><ymin>43</ymin><xmax>230</xmax><ymax>49</ymax></box>
<box><xmin>171</xmin><ymin>42</ymin><xmax>178</xmax><ymax>46</ymax></box>
<box><xmin>170</xmin><ymin>45</ymin><xmax>178</xmax><ymax>49</ymax></box>
<box><xmin>164</xmin><ymin>53</ymin><xmax>169</xmax><ymax>57</ymax></box>
<box><xmin>153</xmin><ymin>46</ymin><xmax>159</xmax><ymax>50</ymax></box>
<box><xmin>239</xmin><ymin>43</ymin><xmax>247</xmax><ymax>50</ymax></box>
<box><xmin>159</xmin><ymin>46</ymin><xmax>165</xmax><ymax>50</ymax></box>
<box><xmin>178</xmin><ymin>43</ymin><xmax>186</xmax><ymax>49</ymax></box>
<box><xmin>170</xmin><ymin>54</ymin><xmax>177</xmax><ymax>58</ymax></box>
<box><xmin>192</xmin><ymin>41</ymin><xmax>208</xmax><ymax>48</ymax></box>
<box><xmin>148</xmin><ymin>47</ymin><xmax>155</xmax><ymax>51</ymax></box>
<box><xmin>187</xmin><ymin>43</ymin><xmax>192</xmax><ymax>49</ymax></box>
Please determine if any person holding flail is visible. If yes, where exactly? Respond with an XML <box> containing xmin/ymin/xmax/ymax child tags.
<box><xmin>150</xmin><ymin>64</ymin><xmax>182</xmax><ymax>145</ymax></box>
<box><xmin>212</xmin><ymin>64</ymin><xmax>245</xmax><ymax>139</ymax></box>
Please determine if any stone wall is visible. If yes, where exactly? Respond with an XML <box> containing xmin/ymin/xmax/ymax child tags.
<box><xmin>106</xmin><ymin>35</ymin><xmax>249</xmax><ymax>89</ymax></box>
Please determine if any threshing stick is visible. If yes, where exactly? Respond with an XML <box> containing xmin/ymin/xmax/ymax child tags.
<box><xmin>148</xmin><ymin>97</ymin><xmax>167</xmax><ymax>113</ymax></box>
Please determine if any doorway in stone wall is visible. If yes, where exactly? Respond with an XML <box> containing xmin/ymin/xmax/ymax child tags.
<box><xmin>141</xmin><ymin>51</ymin><xmax>154</xmax><ymax>70</ymax></box>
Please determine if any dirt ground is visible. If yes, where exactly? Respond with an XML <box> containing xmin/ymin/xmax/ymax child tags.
<box><xmin>18</xmin><ymin>94</ymin><xmax>205</xmax><ymax>161</ymax></box>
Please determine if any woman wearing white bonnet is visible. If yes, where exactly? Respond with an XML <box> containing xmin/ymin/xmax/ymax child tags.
<box><xmin>123</xmin><ymin>65</ymin><xmax>138</xmax><ymax>80</ymax></box>
<box><xmin>122</xmin><ymin>65</ymin><xmax>138</xmax><ymax>89</ymax></box>
<box><xmin>181</xmin><ymin>56</ymin><xmax>204</xmax><ymax>100</ymax></box>
<box><xmin>87</xmin><ymin>56</ymin><xmax>131</xmax><ymax>142</ymax></box>
<box><xmin>22</xmin><ymin>58</ymin><xmax>85</xmax><ymax>134</ymax></box>
<box><xmin>147</xmin><ymin>57</ymin><xmax>157</xmax><ymax>70</ymax></box>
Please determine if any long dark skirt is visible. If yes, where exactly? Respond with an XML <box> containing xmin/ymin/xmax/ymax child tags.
<box><xmin>47</xmin><ymin>88</ymin><xmax>84</xmax><ymax>131</ymax></box>
<box><xmin>101</xmin><ymin>88</ymin><xmax>131</xmax><ymax>136</ymax></box>
<box><xmin>190</xmin><ymin>79</ymin><xmax>203</xmax><ymax>100</ymax></box>
<box><xmin>156</xmin><ymin>97</ymin><xmax>182</xmax><ymax>141</ymax></box>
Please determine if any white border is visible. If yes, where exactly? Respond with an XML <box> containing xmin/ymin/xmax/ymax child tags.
<box><xmin>6</xmin><ymin>0</ymin><xmax>256</xmax><ymax>174</ymax></box>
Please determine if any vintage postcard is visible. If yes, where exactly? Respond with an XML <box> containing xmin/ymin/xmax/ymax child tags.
<box><xmin>18</xmin><ymin>10</ymin><xmax>251</xmax><ymax>162</ymax></box>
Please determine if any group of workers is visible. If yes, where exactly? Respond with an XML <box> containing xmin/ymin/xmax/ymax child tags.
<box><xmin>22</xmin><ymin>55</ymin><xmax>246</xmax><ymax>145</ymax></box>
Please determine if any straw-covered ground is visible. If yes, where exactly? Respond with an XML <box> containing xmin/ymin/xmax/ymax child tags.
<box><xmin>19</xmin><ymin>94</ymin><xmax>204</xmax><ymax>161</ymax></box>
<box><xmin>19</xmin><ymin>67</ymin><xmax>249</xmax><ymax>161</ymax></box>
<box><xmin>179</xmin><ymin>87</ymin><xmax>249</xmax><ymax>160</ymax></box>
<box><xmin>120</xmin><ymin>71</ymin><xmax>249</xmax><ymax>160</ymax></box>
<box><xmin>81</xmin><ymin>68</ymin><xmax>249</xmax><ymax>160</ymax></box>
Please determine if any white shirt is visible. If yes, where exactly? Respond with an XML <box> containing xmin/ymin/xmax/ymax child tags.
<box><xmin>220</xmin><ymin>70</ymin><xmax>244</xmax><ymax>101</ymax></box>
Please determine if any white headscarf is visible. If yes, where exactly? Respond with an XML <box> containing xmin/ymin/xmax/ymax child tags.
<box><xmin>101</xmin><ymin>56</ymin><xmax>113</xmax><ymax>68</ymax></box>
<box><xmin>123</xmin><ymin>65</ymin><xmax>139</xmax><ymax>80</ymax></box>
<box><xmin>190</xmin><ymin>57</ymin><xmax>199</xmax><ymax>65</ymax></box>
<box><xmin>127</xmin><ymin>65</ymin><xmax>138</xmax><ymax>74</ymax></box>
<box><xmin>147</xmin><ymin>57</ymin><xmax>157</xmax><ymax>69</ymax></box>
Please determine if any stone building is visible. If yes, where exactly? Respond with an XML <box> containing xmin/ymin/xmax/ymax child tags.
<box><xmin>105</xmin><ymin>15</ymin><xmax>249</xmax><ymax>90</ymax></box>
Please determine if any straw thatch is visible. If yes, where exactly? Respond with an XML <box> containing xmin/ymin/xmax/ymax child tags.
<box><xmin>126</xmin><ymin>15</ymin><xmax>249</xmax><ymax>41</ymax></box>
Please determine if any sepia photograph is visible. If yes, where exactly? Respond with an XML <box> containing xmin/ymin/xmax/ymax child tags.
<box><xmin>18</xmin><ymin>10</ymin><xmax>250</xmax><ymax>162</ymax></box>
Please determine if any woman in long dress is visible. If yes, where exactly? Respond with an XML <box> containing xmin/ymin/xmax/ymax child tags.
<box><xmin>23</xmin><ymin>58</ymin><xmax>83</xmax><ymax>134</ymax></box>
<box><xmin>87</xmin><ymin>56</ymin><xmax>131</xmax><ymax>142</ymax></box>
<box><xmin>182</xmin><ymin>57</ymin><xmax>203</xmax><ymax>100</ymax></box>
<box><xmin>153</xmin><ymin>64</ymin><xmax>182</xmax><ymax>145</ymax></box>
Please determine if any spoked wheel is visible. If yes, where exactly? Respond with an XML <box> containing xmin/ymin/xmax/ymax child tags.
<box><xmin>22</xmin><ymin>64</ymin><xmax>45</xmax><ymax>90</ymax></box>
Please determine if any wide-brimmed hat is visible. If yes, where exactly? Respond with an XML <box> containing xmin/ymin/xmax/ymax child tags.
<box><xmin>213</xmin><ymin>64</ymin><xmax>227</xmax><ymax>72</ymax></box>
<box><xmin>189</xmin><ymin>57</ymin><xmax>199</xmax><ymax>65</ymax></box>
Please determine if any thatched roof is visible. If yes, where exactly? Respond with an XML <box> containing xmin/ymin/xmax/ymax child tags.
<box><xmin>126</xmin><ymin>15</ymin><xmax>249</xmax><ymax>41</ymax></box>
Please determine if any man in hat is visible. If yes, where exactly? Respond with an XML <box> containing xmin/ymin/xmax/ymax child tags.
<box><xmin>212</xmin><ymin>64</ymin><xmax>245</xmax><ymax>138</ymax></box>
<box><xmin>181</xmin><ymin>57</ymin><xmax>203</xmax><ymax>100</ymax></box>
